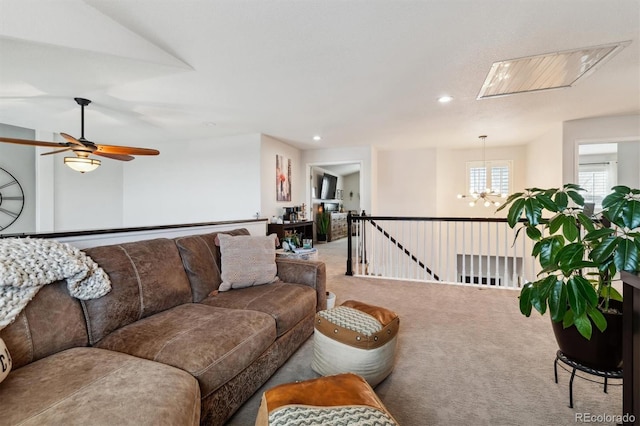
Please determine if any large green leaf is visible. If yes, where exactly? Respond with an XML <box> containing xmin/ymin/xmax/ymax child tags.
<box><xmin>564</xmin><ymin>183</ymin><xmax>585</xmax><ymax>192</ymax></box>
<box><xmin>557</xmin><ymin>243</ymin><xmax>585</xmax><ymax>275</ymax></box>
<box><xmin>571</xmin><ymin>275</ymin><xmax>598</xmax><ymax>307</ymax></box>
<box><xmin>567</xmin><ymin>276</ymin><xmax>587</xmax><ymax>317</ymax></box>
<box><xmin>583</xmin><ymin>228</ymin><xmax>614</xmax><ymax>242</ymax></box>
<box><xmin>537</xmin><ymin>193</ymin><xmax>557</xmax><ymax>212</ymax></box>
<box><xmin>563</xmin><ymin>309</ymin><xmax>574</xmax><ymax>328</ymax></box>
<box><xmin>524</xmin><ymin>198</ymin><xmax>542</xmax><ymax>226</ymax></box>
<box><xmin>537</xmin><ymin>236</ymin><xmax>564</xmax><ymax>269</ymax></box>
<box><xmin>526</xmin><ymin>226</ymin><xmax>542</xmax><ymax>241</ymax></box>
<box><xmin>601</xmin><ymin>285</ymin><xmax>623</xmax><ymax>302</ymax></box>
<box><xmin>623</xmin><ymin>200</ymin><xmax>640</xmax><ymax>230</ymax></box>
<box><xmin>549</xmin><ymin>214</ymin><xmax>565</xmax><ymax>235</ymax></box>
<box><xmin>548</xmin><ymin>279</ymin><xmax>567</xmax><ymax>322</ymax></box>
<box><xmin>614</xmin><ymin>238</ymin><xmax>639</xmax><ymax>272</ymax></box>
<box><xmin>501</xmin><ymin>191</ymin><xmax>524</xmax><ymax>206</ymax></box>
<box><xmin>555</xmin><ymin>191</ymin><xmax>568</xmax><ymax>210</ymax></box>
<box><xmin>508</xmin><ymin>198</ymin><xmax>526</xmax><ymax>228</ymax></box>
<box><xmin>577</xmin><ymin>213</ymin><xmax>596</xmax><ymax>233</ymax></box>
<box><xmin>562</xmin><ymin>216</ymin><xmax>579</xmax><ymax>242</ymax></box>
<box><xmin>530</xmin><ymin>286</ymin><xmax>545</xmax><ymax>315</ymax></box>
<box><xmin>602</xmin><ymin>186</ymin><xmax>628</xmax><ymax>208</ymax></box>
<box><xmin>573</xmin><ymin>313</ymin><xmax>593</xmax><ymax>340</ymax></box>
<box><xmin>590</xmin><ymin>236</ymin><xmax>619</xmax><ymax>264</ymax></box>
<box><xmin>531</xmin><ymin>276</ymin><xmax>555</xmax><ymax>314</ymax></box>
<box><xmin>587</xmin><ymin>306</ymin><xmax>607</xmax><ymax>333</ymax></box>
<box><xmin>519</xmin><ymin>284</ymin><xmax>533</xmax><ymax>316</ymax></box>
<box><xmin>567</xmin><ymin>190</ymin><xmax>585</xmax><ymax>206</ymax></box>
<box><xmin>603</xmin><ymin>190</ymin><xmax>627</xmax><ymax>221</ymax></box>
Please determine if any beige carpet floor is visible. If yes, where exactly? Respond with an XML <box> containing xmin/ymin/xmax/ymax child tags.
<box><xmin>226</xmin><ymin>239</ymin><xmax>623</xmax><ymax>426</ymax></box>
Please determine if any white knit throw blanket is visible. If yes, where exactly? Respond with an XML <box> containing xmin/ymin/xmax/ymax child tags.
<box><xmin>0</xmin><ymin>238</ymin><xmax>112</xmax><ymax>330</ymax></box>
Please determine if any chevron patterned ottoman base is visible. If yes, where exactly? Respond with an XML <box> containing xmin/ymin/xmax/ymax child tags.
<box><xmin>255</xmin><ymin>373</ymin><xmax>398</xmax><ymax>426</ymax></box>
<box><xmin>311</xmin><ymin>300</ymin><xmax>400</xmax><ymax>387</ymax></box>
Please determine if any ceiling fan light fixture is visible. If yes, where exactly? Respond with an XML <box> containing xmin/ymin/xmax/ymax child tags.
<box><xmin>64</xmin><ymin>157</ymin><xmax>101</xmax><ymax>173</ymax></box>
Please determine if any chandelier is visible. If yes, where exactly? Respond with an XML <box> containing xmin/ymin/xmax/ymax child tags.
<box><xmin>457</xmin><ymin>135</ymin><xmax>507</xmax><ymax>207</ymax></box>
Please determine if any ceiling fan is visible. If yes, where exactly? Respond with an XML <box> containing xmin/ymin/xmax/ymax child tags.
<box><xmin>0</xmin><ymin>97</ymin><xmax>160</xmax><ymax>172</ymax></box>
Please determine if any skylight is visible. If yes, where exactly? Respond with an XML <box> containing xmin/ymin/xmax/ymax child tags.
<box><xmin>477</xmin><ymin>41</ymin><xmax>630</xmax><ymax>99</ymax></box>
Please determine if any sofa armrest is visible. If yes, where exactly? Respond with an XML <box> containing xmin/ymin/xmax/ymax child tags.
<box><xmin>276</xmin><ymin>259</ymin><xmax>327</xmax><ymax>311</ymax></box>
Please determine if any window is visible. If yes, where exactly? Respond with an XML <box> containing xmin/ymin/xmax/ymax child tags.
<box><xmin>578</xmin><ymin>162</ymin><xmax>616</xmax><ymax>207</ymax></box>
<box><xmin>466</xmin><ymin>160</ymin><xmax>512</xmax><ymax>195</ymax></box>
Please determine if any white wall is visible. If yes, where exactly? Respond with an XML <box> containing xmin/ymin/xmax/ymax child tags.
<box><xmin>260</xmin><ymin>135</ymin><xmax>304</xmax><ymax>219</ymax></box>
<box><xmin>563</xmin><ymin>114</ymin><xmax>640</xmax><ymax>184</ymax></box>
<box><xmin>617</xmin><ymin>141</ymin><xmax>640</xmax><ymax>188</ymax></box>
<box><xmin>525</xmin><ymin>124</ymin><xmax>563</xmax><ymax>188</ymax></box>
<box><xmin>0</xmin><ymin>123</ymin><xmax>36</xmax><ymax>234</ymax></box>
<box><xmin>53</xmin><ymin>150</ymin><xmax>124</xmax><ymax>231</ymax></box>
<box><xmin>377</xmin><ymin>148</ymin><xmax>438</xmax><ymax>216</ymax></box>
<box><xmin>123</xmin><ymin>133</ymin><xmax>261</xmax><ymax>226</ymax></box>
<box><xmin>435</xmin><ymin>145</ymin><xmax>527</xmax><ymax>218</ymax></box>
<box><xmin>342</xmin><ymin>172</ymin><xmax>360</xmax><ymax>212</ymax></box>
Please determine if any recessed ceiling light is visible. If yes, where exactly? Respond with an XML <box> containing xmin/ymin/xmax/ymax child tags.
<box><xmin>438</xmin><ymin>95</ymin><xmax>453</xmax><ymax>103</ymax></box>
<box><xmin>477</xmin><ymin>40</ymin><xmax>630</xmax><ymax>99</ymax></box>
<box><xmin>313</xmin><ymin>135</ymin><xmax>322</xmax><ymax>141</ymax></box>
<box><xmin>204</xmin><ymin>121</ymin><xmax>216</xmax><ymax>127</ymax></box>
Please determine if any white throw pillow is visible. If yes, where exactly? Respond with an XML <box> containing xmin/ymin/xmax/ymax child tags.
<box><xmin>0</xmin><ymin>338</ymin><xmax>12</xmax><ymax>384</ymax></box>
<box><xmin>218</xmin><ymin>234</ymin><xmax>278</xmax><ymax>291</ymax></box>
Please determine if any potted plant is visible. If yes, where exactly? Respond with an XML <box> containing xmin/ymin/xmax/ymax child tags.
<box><xmin>498</xmin><ymin>184</ymin><xmax>640</xmax><ymax>370</ymax></box>
<box><xmin>316</xmin><ymin>211</ymin><xmax>330</xmax><ymax>242</ymax></box>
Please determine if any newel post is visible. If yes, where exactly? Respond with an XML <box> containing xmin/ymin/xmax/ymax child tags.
<box><xmin>346</xmin><ymin>211</ymin><xmax>353</xmax><ymax>276</ymax></box>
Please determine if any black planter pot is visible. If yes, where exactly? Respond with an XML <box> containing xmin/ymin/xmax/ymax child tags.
<box><xmin>551</xmin><ymin>301</ymin><xmax>623</xmax><ymax>371</ymax></box>
<box><xmin>317</xmin><ymin>233</ymin><xmax>328</xmax><ymax>242</ymax></box>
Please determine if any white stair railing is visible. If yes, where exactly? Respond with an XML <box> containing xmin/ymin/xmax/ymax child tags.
<box><xmin>346</xmin><ymin>213</ymin><xmax>539</xmax><ymax>288</ymax></box>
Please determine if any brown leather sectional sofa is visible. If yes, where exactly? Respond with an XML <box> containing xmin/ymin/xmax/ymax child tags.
<box><xmin>0</xmin><ymin>229</ymin><xmax>326</xmax><ymax>425</ymax></box>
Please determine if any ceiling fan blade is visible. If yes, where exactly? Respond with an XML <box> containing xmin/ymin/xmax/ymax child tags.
<box><xmin>0</xmin><ymin>136</ymin><xmax>64</xmax><ymax>148</ymax></box>
<box><xmin>60</xmin><ymin>132</ymin><xmax>85</xmax><ymax>146</ymax></box>
<box><xmin>94</xmin><ymin>152</ymin><xmax>135</xmax><ymax>161</ymax></box>
<box><xmin>41</xmin><ymin>147</ymin><xmax>73</xmax><ymax>156</ymax></box>
<box><xmin>95</xmin><ymin>144</ymin><xmax>160</xmax><ymax>156</ymax></box>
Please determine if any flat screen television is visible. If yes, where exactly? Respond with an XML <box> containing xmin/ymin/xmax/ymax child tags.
<box><xmin>320</xmin><ymin>173</ymin><xmax>338</xmax><ymax>200</ymax></box>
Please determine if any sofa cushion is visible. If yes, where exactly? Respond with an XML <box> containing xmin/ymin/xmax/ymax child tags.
<box><xmin>218</xmin><ymin>233</ymin><xmax>278</xmax><ymax>291</ymax></box>
<box><xmin>0</xmin><ymin>347</ymin><xmax>201</xmax><ymax>426</ymax></box>
<box><xmin>94</xmin><ymin>303</ymin><xmax>276</xmax><ymax>398</ymax></box>
<box><xmin>82</xmin><ymin>238</ymin><xmax>193</xmax><ymax>345</ymax></box>
<box><xmin>200</xmin><ymin>282</ymin><xmax>316</xmax><ymax>337</ymax></box>
<box><xmin>174</xmin><ymin>228</ymin><xmax>250</xmax><ymax>302</ymax></box>
<box><xmin>0</xmin><ymin>281</ymin><xmax>89</xmax><ymax>369</ymax></box>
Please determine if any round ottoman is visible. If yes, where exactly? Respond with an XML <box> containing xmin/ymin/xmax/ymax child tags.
<box><xmin>311</xmin><ymin>300</ymin><xmax>400</xmax><ymax>387</ymax></box>
<box><xmin>256</xmin><ymin>373</ymin><xmax>399</xmax><ymax>426</ymax></box>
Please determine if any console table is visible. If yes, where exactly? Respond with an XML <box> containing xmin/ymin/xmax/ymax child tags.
<box><xmin>267</xmin><ymin>221</ymin><xmax>314</xmax><ymax>248</ymax></box>
<box><xmin>622</xmin><ymin>271</ymin><xmax>640</xmax><ymax>425</ymax></box>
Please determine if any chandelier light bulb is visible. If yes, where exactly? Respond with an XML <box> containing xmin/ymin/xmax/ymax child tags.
<box><xmin>469</xmin><ymin>201</ymin><xmax>476</xmax><ymax>207</ymax></box>
<box><xmin>484</xmin><ymin>200</ymin><xmax>491</xmax><ymax>207</ymax></box>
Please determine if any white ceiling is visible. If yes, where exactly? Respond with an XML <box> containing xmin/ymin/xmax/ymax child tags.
<box><xmin>0</xmin><ymin>0</ymin><xmax>639</xmax><ymax>152</ymax></box>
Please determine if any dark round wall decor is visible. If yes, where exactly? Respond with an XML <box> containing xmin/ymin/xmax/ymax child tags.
<box><xmin>0</xmin><ymin>167</ymin><xmax>25</xmax><ymax>231</ymax></box>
